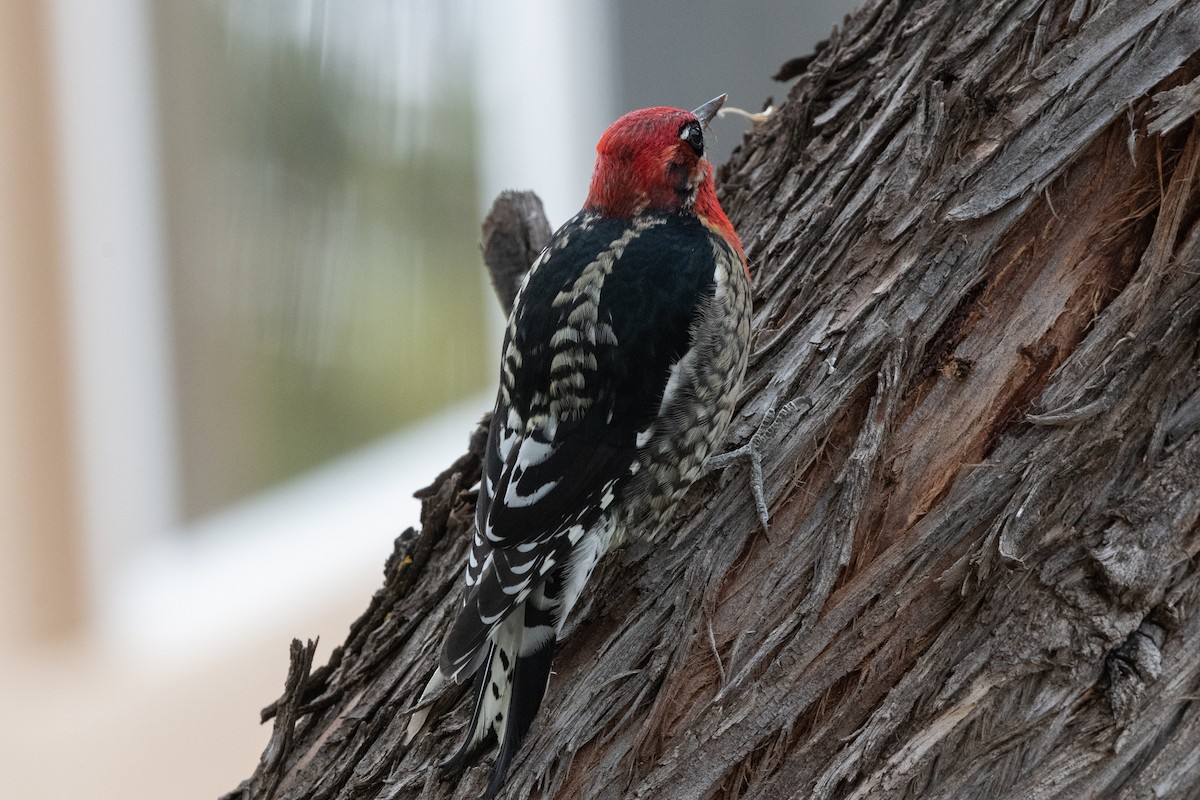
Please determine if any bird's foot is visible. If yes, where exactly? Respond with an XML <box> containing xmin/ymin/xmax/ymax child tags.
<box><xmin>707</xmin><ymin>399</ymin><xmax>803</xmax><ymax>533</ymax></box>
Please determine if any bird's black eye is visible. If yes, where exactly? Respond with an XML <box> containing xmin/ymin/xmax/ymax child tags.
<box><xmin>679</xmin><ymin>121</ymin><xmax>704</xmax><ymax>156</ymax></box>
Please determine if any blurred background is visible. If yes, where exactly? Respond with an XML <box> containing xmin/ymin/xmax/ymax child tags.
<box><xmin>0</xmin><ymin>1</ymin><xmax>853</xmax><ymax>797</ymax></box>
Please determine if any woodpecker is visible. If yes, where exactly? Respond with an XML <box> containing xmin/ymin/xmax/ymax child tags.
<box><xmin>407</xmin><ymin>94</ymin><xmax>752</xmax><ymax>797</ymax></box>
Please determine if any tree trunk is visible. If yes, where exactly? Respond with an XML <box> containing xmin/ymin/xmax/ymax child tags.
<box><xmin>225</xmin><ymin>1</ymin><xmax>1200</xmax><ymax>798</ymax></box>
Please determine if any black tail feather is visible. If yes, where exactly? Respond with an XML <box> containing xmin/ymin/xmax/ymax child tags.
<box><xmin>484</xmin><ymin>640</ymin><xmax>556</xmax><ymax>799</ymax></box>
<box><xmin>440</xmin><ymin>645</ymin><xmax>494</xmax><ymax>772</ymax></box>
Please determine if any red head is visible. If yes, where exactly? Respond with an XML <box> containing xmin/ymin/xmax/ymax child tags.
<box><xmin>585</xmin><ymin>95</ymin><xmax>746</xmax><ymax>267</ymax></box>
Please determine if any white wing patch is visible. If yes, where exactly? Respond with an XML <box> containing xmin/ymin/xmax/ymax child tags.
<box><xmin>501</xmin><ymin>418</ymin><xmax>561</xmax><ymax>508</ymax></box>
<box><xmin>558</xmin><ymin>517</ymin><xmax>616</xmax><ymax>629</ymax></box>
<box><xmin>504</xmin><ymin>477</ymin><xmax>557</xmax><ymax>508</ymax></box>
<box><xmin>633</xmin><ymin>347</ymin><xmax>697</xmax><ymax>453</ymax></box>
<box><xmin>659</xmin><ymin>349</ymin><xmax>696</xmax><ymax>421</ymax></box>
<box><xmin>598</xmin><ymin>479</ymin><xmax>618</xmax><ymax>510</ymax></box>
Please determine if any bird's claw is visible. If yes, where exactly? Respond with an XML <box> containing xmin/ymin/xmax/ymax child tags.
<box><xmin>707</xmin><ymin>399</ymin><xmax>803</xmax><ymax>533</ymax></box>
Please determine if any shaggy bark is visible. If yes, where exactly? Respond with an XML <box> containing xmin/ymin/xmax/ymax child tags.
<box><xmin>226</xmin><ymin>1</ymin><xmax>1200</xmax><ymax>798</ymax></box>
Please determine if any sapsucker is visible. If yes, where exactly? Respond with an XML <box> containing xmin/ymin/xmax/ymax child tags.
<box><xmin>406</xmin><ymin>94</ymin><xmax>752</xmax><ymax>797</ymax></box>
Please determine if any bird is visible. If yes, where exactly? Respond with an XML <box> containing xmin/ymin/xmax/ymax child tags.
<box><xmin>406</xmin><ymin>94</ymin><xmax>753</xmax><ymax>798</ymax></box>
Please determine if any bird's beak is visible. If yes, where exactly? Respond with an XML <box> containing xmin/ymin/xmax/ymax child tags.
<box><xmin>692</xmin><ymin>94</ymin><xmax>727</xmax><ymax>127</ymax></box>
